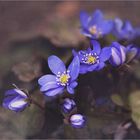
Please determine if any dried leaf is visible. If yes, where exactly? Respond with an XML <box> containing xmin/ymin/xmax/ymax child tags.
<box><xmin>12</xmin><ymin>57</ymin><xmax>43</xmax><ymax>82</ymax></box>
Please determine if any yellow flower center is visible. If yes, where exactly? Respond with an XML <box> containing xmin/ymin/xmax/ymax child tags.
<box><xmin>60</xmin><ymin>74</ymin><xmax>69</xmax><ymax>84</ymax></box>
<box><xmin>87</xmin><ymin>56</ymin><xmax>96</xmax><ymax>64</ymax></box>
<box><xmin>89</xmin><ymin>26</ymin><xmax>98</xmax><ymax>35</ymax></box>
<box><xmin>89</xmin><ymin>25</ymin><xmax>102</xmax><ymax>37</ymax></box>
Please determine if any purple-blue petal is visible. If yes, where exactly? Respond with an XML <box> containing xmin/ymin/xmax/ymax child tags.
<box><xmin>40</xmin><ymin>81</ymin><xmax>58</xmax><ymax>92</ymax></box>
<box><xmin>38</xmin><ymin>74</ymin><xmax>56</xmax><ymax>86</ymax></box>
<box><xmin>48</xmin><ymin>55</ymin><xmax>66</xmax><ymax>75</ymax></box>
<box><xmin>9</xmin><ymin>96</ymin><xmax>28</xmax><ymax>110</ymax></box>
<box><xmin>126</xmin><ymin>45</ymin><xmax>139</xmax><ymax>60</ymax></box>
<box><xmin>11</xmin><ymin>103</ymin><xmax>28</xmax><ymax>112</ymax></box>
<box><xmin>80</xmin><ymin>11</ymin><xmax>89</xmax><ymax>29</ymax></box>
<box><xmin>5</xmin><ymin>89</ymin><xmax>27</xmax><ymax>98</ymax></box>
<box><xmin>61</xmin><ymin>98</ymin><xmax>76</xmax><ymax>113</ymax></box>
<box><xmin>68</xmin><ymin>56</ymin><xmax>80</xmax><ymax>81</ymax></box>
<box><xmin>80</xmin><ymin>29</ymin><xmax>92</xmax><ymax>38</ymax></box>
<box><xmin>110</xmin><ymin>47</ymin><xmax>122</xmax><ymax>66</ymax></box>
<box><xmin>109</xmin><ymin>42</ymin><xmax>126</xmax><ymax>66</ymax></box>
<box><xmin>72</xmin><ymin>49</ymin><xmax>78</xmax><ymax>57</ymax></box>
<box><xmin>5</xmin><ymin>89</ymin><xmax>18</xmax><ymax>96</ymax></box>
<box><xmin>70</xmin><ymin>114</ymin><xmax>86</xmax><ymax>128</ymax></box>
<box><xmin>70</xmin><ymin>81</ymin><xmax>78</xmax><ymax>88</ymax></box>
<box><xmin>91</xmin><ymin>40</ymin><xmax>101</xmax><ymax>55</ymax></box>
<box><xmin>124</xmin><ymin>21</ymin><xmax>133</xmax><ymax>32</ymax></box>
<box><xmin>113</xmin><ymin>18</ymin><xmax>136</xmax><ymax>40</ymax></box>
<box><xmin>3</xmin><ymin>96</ymin><xmax>16</xmax><ymax>109</ymax></box>
<box><xmin>3</xmin><ymin>95</ymin><xmax>28</xmax><ymax>112</ymax></box>
<box><xmin>78</xmin><ymin>50</ymin><xmax>88</xmax><ymax>62</ymax></box>
<box><xmin>79</xmin><ymin>64</ymin><xmax>89</xmax><ymax>74</ymax></box>
<box><xmin>89</xmin><ymin>9</ymin><xmax>103</xmax><ymax>26</ymax></box>
<box><xmin>100</xmin><ymin>20</ymin><xmax>113</xmax><ymax>34</ymax></box>
<box><xmin>96</xmin><ymin>62</ymin><xmax>105</xmax><ymax>70</ymax></box>
<box><xmin>87</xmin><ymin>64</ymin><xmax>98</xmax><ymax>72</ymax></box>
<box><xmin>117</xmin><ymin>46</ymin><xmax>126</xmax><ymax>64</ymax></box>
<box><xmin>93</xmin><ymin>9</ymin><xmax>103</xmax><ymax>20</ymax></box>
<box><xmin>100</xmin><ymin>47</ymin><xmax>111</xmax><ymax>62</ymax></box>
<box><xmin>111</xmin><ymin>42</ymin><xmax>126</xmax><ymax>59</ymax></box>
<box><xmin>114</xmin><ymin>18</ymin><xmax>123</xmax><ymax>31</ymax></box>
<box><xmin>67</xmin><ymin>86</ymin><xmax>74</xmax><ymax>94</ymax></box>
<box><xmin>87</xmin><ymin>47</ymin><xmax>92</xmax><ymax>52</ymax></box>
<box><xmin>44</xmin><ymin>87</ymin><xmax>64</xmax><ymax>96</ymax></box>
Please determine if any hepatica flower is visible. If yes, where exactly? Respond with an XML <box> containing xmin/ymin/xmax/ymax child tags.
<box><xmin>109</xmin><ymin>42</ymin><xmax>126</xmax><ymax>66</ymax></box>
<box><xmin>3</xmin><ymin>89</ymin><xmax>30</xmax><ymax>112</ymax></box>
<box><xmin>73</xmin><ymin>40</ymin><xmax>111</xmax><ymax>74</ymax></box>
<box><xmin>38</xmin><ymin>55</ymin><xmax>80</xmax><ymax>96</ymax></box>
<box><xmin>61</xmin><ymin>98</ymin><xmax>76</xmax><ymax>113</ymax></box>
<box><xmin>113</xmin><ymin>18</ymin><xmax>140</xmax><ymax>40</ymax></box>
<box><xmin>70</xmin><ymin>114</ymin><xmax>86</xmax><ymax>128</ymax></box>
<box><xmin>80</xmin><ymin>9</ymin><xmax>113</xmax><ymax>39</ymax></box>
<box><xmin>126</xmin><ymin>44</ymin><xmax>140</xmax><ymax>62</ymax></box>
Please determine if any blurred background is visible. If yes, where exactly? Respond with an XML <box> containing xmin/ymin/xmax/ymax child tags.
<box><xmin>0</xmin><ymin>1</ymin><xmax>140</xmax><ymax>139</ymax></box>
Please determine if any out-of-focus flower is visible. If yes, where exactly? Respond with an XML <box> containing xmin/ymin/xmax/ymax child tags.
<box><xmin>70</xmin><ymin>114</ymin><xmax>86</xmax><ymax>128</ymax></box>
<box><xmin>126</xmin><ymin>44</ymin><xmax>139</xmax><ymax>62</ymax></box>
<box><xmin>113</xmin><ymin>18</ymin><xmax>140</xmax><ymax>40</ymax></box>
<box><xmin>3</xmin><ymin>89</ymin><xmax>30</xmax><ymax>112</ymax></box>
<box><xmin>38</xmin><ymin>55</ymin><xmax>80</xmax><ymax>96</ymax></box>
<box><xmin>80</xmin><ymin>9</ymin><xmax>113</xmax><ymax>39</ymax></box>
<box><xmin>109</xmin><ymin>42</ymin><xmax>126</xmax><ymax>66</ymax></box>
<box><xmin>95</xmin><ymin>97</ymin><xmax>109</xmax><ymax>107</ymax></box>
<box><xmin>61</xmin><ymin>98</ymin><xmax>76</xmax><ymax>113</ymax></box>
<box><xmin>73</xmin><ymin>40</ymin><xmax>111</xmax><ymax>74</ymax></box>
<box><xmin>95</xmin><ymin>97</ymin><xmax>115</xmax><ymax>111</ymax></box>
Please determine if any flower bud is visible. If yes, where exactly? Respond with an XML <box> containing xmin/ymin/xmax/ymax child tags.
<box><xmin>126</xmin><ymin>44</ymin><xmax>139</xmax><ymax>62</ymax></box>
<box><xmin>70</xmin><ymin>114</ymin><xmax>86</xmax><ymax>128</ymax></box>
<box><xmin>61</xmin><ymin>98</ymin><xmax>76</xmax><ymax>113</ymax></box>
<box><xmin>109</xmin><ymin>42</ymin><xmax>126</xmax><ymax>66</ymax></box>
<box><xmin>3</xmin><ymin>89</ymin><xmax>29</xmax><ymax>112</ymax></box>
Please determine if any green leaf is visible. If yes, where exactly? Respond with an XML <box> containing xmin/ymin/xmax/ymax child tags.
<box><xmin>129</xmin><ymin>90</ymin><xmax>140</xmax><ymax>129</ymax></box>
<box><xmin>111</xmin><ymin>94</ymin><xmax>124</xmax><ymax>106</ymax></box>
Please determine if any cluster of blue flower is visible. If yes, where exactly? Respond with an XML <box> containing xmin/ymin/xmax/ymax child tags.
<box><xmin>3</xmin><ymin>9</ymin><xmax>140</xmax><ymax>129</ymax></box>
<box><xmin>80</xmin><ymin>9</ymin><xmax>140</xmax><ymax>40</ymax></box>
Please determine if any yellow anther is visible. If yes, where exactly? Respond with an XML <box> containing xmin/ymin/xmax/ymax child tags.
<box><xmin>60</xmin><ymin>74</ymin><xmax>69</xmax><ymax>84</ymax></box>
<box><xmin>87</xmin><ymin>56</ymin><xmax>96</xmax><ymax>64</ymax></box>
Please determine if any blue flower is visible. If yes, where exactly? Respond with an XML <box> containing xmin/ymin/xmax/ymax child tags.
<box><xmin>38</xmin><ymin>55</ymin><xmax>80</xmax><ymax>96</ymax></box>
<box><xmin>109</xmin><ymin>42</ymin><xmax>126</xmax><ymax>66</ymax></box>
<box><xmin>126</xmin><ymin>44</ymin><xmax>140</xmax><ymax>62</ymax></box>
<box><xmin>61</xmin><ymin>98</ymin><xmax>76</xmax><ymax>113</ymax></box>
<box><xmin>73</xmin><ymin>40</ymin><xmax>111</xmax><ymax>74</ymax></box>
<box><xmin>113</xmin><ymin>18</ymin><xmax>140</xmax><ymax>40</ymax></box>
<box><xmin>80</xmin><ymin>9</ymin><xmax>113</xmax><ymax>39</ymax></box>
<box><xmin>70</xmin><ymin>114</ymin><xmax>86</xmax><ymax>128</ymax></box>
<box><xmin>3</xmin><ymin>89</ymin><xmax>29</xmax><ymax>112</ymax></box>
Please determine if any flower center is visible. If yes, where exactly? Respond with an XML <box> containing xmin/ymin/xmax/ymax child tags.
<box><xmin>89</xmin><ymin>26</ymin><xmax>97</xmax><ymax>35</ymax></box>
<box><xmin>60</xmin><ymin>74</ymin><xmax>69</xmax><ymax>84</ymax></box>
<box><xmin>81</xmin><ymin>53</ymin><xmax>99</xmax><ymax>65</ymax></box>
<box><xmin>89</xmin><ymin>25</ymin><xmax>102</xmax><ymax>37</ymax></box>
<box><xmin>87</xmin><ymin>55</ymin><xmax>96</xmax><ymax>64</ymax></box>
<box><xmin>56</xmin><ymin>71</ymin><xmax>70</xmax><ymax>86</ymax></box>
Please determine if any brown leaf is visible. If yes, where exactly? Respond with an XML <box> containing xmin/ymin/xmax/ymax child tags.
<box><xmin>12</xmin><ymin>57</ymin><xmax>43</xmax><ymax>82</ymax></box>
